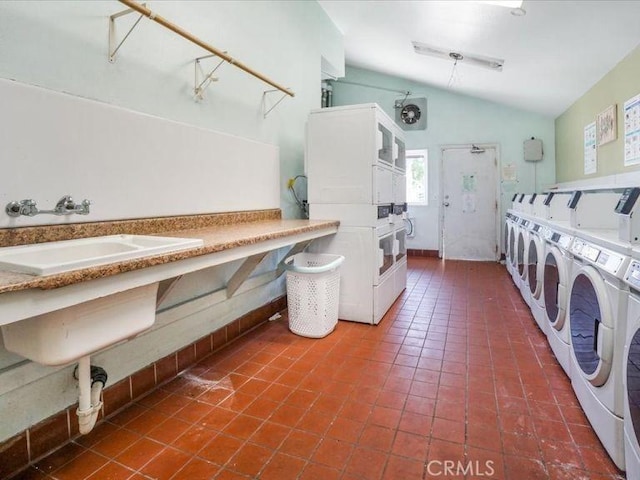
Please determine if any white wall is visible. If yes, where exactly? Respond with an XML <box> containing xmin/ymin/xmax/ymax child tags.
<box><xmin>332</xmin><ymin>67</ymin><xmax>556</xmax><ymax>252</ymax></box>
<box><xmin>0</xmin><ymin>0</ymin><xmax>344</xmax><ymax>219</ymax></box>
<box><xmin>0</xmin><ymin>79</ymin><xmax>280</xmax><ymax>228</ymax></box>
<box><xmin>0</xmin><ymin>0</ymin><xmax>344</xmax><ymax>442</ymax></box>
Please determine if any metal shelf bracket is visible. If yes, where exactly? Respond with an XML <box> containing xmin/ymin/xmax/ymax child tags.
<box><xmin>262</xmin><ymin>89</ymin><xmax>289</xmax><ymax>119</ymax></box>
<box><xmin>108</xmin><ymin>3</ymin><xmax>147</xmax><ymax>63</ymax></box>
<box><xmin>194</xmin><ymin>54</ymin><xmax>227</xmax><ymax>101</ymax></box>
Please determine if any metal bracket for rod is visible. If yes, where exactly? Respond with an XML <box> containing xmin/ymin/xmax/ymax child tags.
<box><xmin>194</xmin><ymin>54</ymin><xmax>227</xmax><ymax>101</ymax></box>
<box><xmin>108</xmin><ymin>3</ymin><xmax>147</xmax><ymax>63</ymax></box>
<box><xmin>262</xmin><ymin>89</ymin><xmax>289</xmax><ymax>118</ymax></box>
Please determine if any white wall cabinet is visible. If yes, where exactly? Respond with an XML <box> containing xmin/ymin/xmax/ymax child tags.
<box><xmin>306</xmin><ymin>104</ymin><xmax>407</xmax><ymax>324</ymax></box>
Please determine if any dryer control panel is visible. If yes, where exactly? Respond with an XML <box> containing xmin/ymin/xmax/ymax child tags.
<box><xmin>546</xmin><ymin>230</ymin><xmax>573</xmax><ymax>250</ymax></box>
<box><xmin>571</xmin><ymin>238</ymin><xmax>626</xmax><ymax>275</ymax></box>
<box><xmin>625</xmin><ymin>261</ymin><xmax>640</xmax><ymax>290</ymax></box>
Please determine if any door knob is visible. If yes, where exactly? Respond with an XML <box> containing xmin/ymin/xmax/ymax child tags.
<box><xmin>443</xmin><ymin>202</ymin><xmax>450</xmax><ymax>207</ymax></box>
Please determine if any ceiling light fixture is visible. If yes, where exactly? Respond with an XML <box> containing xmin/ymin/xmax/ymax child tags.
<box><xmin>473</xmin><ymin>0</ymin><xmax>523</xmax><ymax>8</ymax></box>
<box><xmin>413</xmin><ymin>41</ymin><xmax>504</xmax><ymax>72</ymax></box>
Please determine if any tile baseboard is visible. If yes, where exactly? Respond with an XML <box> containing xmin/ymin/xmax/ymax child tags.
<box><xmin>407</xmin><ymin>249</ymin><xmax>439</xmax><ymax>258</ymax></box>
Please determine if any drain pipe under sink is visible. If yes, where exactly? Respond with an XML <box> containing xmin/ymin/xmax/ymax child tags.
<box><xmin>74</xmin><ymin>356</ymin><xmax>108</xmax><ymax>434</ymax></box>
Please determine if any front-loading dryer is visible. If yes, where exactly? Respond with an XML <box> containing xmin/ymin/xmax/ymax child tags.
<box><xmin>526</xmin><ymin>221</ymin><xmax>548</xmax><ymax>335</ymax></box>
<box><xmin>567</xmin><ymin>234</ymin><xmax>630</xmax><ymax>470</ymax></box>
<box><xmin>623</xmin><ymin>258</ymin><xmax>640</xmax><ymax>477</ymax></box>
<box><xmin>508</xmin><ymin>212</ymin><xmax>522</xmax><ymax>285</ymax></box>
<box><xmin>505</xmin><ymin>212</ymin><xmax>517</xmax><ymax>277</ymax></box>
<box><xmin>515</xmin><ymin>216</ymin><xmax>532</xmax><ymax>305</ymax></box>
<box><xmin>542</xmin><ymin>226</ymin><xmax>575</xmax><ymax>376</ymax></box>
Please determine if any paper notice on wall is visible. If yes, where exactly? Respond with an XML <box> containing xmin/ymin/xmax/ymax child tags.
<box><xmin>584</xmin><ymin>121</ymin><xmax>597</xmax><ymax>175</ymax></box>
<box><xmin>502</xmin><ymin>164</ymin><xmax>517</xmax><ymax>182</ymax></box>
<box><xmin>624</xmin><ymin>94</ymin><xmax>640</xmax><ymax>166</ymax></box>
<box><xmin>462</xmin><ymin>174</ymin><xmax>477</xmax><ymax>192</ymax></box>
<box><xmin>462</xmin><ymin>193</ymin><xmax>476</xmax><ymax>213</ymax></box>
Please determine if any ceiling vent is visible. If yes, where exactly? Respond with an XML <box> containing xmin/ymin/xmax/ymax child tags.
<box><xmin>394</xmin><ymin>96</ymin><xmax>427</xmax><ymax>131</ymax></box>
<box><xmin>412</xmin><ymin>41</ymin><xmax>504</xmax><ymax>72</ymax></box>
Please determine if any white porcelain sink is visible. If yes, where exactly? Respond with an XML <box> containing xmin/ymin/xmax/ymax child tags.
<box><xmin>2</xmin><ymin>283</ymin><xmax>159</xmax><ymax>365</ymax></box>
<box><xmin>0</xmin><ymin>234</ymin><xmax>204</xmax><ymax>275</ymax></box>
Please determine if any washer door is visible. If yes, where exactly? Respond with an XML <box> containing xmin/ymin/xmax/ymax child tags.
<box><xmin>504</xmin><ymin>221</ymin><xmax>509</xmax><ymax>259</ymax></box>
<box><xmin>543</xmin><ymin>247</ymin><xmax>567</xmax><ymax>329</ymax></box>
<box><xmin>628</xmin><ymin>328</ymin><xmax>640</xmax><ymax>448</ymax></box>
<box><xmin>517</xmin><ymin>231</ymin><xmax>526</xmax><ymax>278</ymax></box>
<box><xmin>528</xmin><ymin>236</ymin><xmax>543</xmax><ymax>299</ymax></box>
<box><xmin>509</xmin><ymin>226</ymin><xmax>516</xmax><ymax>266</ymax></box>
<box><xmin>569</xmin><ymin>266</ymin><xmax>614</xmax><ymax>387</ymax></box>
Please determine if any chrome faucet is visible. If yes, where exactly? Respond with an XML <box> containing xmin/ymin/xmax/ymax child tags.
<box><xmin>53</xmin><ymin>195</ymin><xmax>91</xmax><ymax>215</ymax></box>
<box><xmin>5</xmin><ymin>195</ymin><xmax>91</xmax><ymax>217</ymax></box>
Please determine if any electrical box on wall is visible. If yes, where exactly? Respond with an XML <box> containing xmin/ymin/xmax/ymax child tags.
<box><xmin>394</xmin><ymin>97</ymin><xmax>427</xmax><ymax>131</ymax></box>
<box><xmin>524</xmin><ymin>137</ymin><xmax>543</xmax><ymax>162</ymax></box>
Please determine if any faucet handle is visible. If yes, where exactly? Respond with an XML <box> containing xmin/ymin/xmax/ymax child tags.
<box><xmin>78</xmin><ymin>199</ymin><xmax>91</xmax><ymax>215</ymax></box>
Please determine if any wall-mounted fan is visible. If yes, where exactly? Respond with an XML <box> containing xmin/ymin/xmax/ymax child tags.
<box><xmin>400</xmin><ymin>104</ymin><xmax>421</xmax><ymax>125</ymax></box>
<box><xmin>394</xmin><ymin>96</ymin><xmax>427</xmax><ymax>131</ymax></box>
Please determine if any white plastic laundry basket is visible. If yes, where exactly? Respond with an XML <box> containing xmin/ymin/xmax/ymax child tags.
<box><xmin>282</xmin><ymin>253</ymin><xmax>344</xmax><ymax>338</ymax></box>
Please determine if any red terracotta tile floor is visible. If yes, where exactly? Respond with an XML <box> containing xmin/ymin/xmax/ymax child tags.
<box><xmin>13</xmin><ymin>258</ymin><xmax>626</xmax><ymax>479</ymax></box>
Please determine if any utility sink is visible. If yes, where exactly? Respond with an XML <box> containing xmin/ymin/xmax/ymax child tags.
<box><xmin>0</xmin><ymin>234</ymin><xmax>204</xmax><ymax>275</ymax></box>
<box><xmin>1</xmin><ymin>283</ymin><xmax>159</xmax><ymax>365</ymax></box>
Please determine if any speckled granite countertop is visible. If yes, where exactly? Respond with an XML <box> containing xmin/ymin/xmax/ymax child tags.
<box><xmin>0</xmin><ymin>210</ymin><xmax>339</xmax><ymax>294</ymax></box>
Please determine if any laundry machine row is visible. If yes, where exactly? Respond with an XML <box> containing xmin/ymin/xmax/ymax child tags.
<box><xmin>506</xmin><ymin>187</ymin><xmax>640</xmax><ymax>471</ymax></box>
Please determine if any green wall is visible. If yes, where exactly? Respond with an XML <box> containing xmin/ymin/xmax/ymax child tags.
<box><xmin>556</xmin><ymin>45</ymin><xmax>640</xmax><ymax>182</ymax></box>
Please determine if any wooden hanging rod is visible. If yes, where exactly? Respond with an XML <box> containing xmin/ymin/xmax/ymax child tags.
<box><xmin>118</xmin><ymin>0</ymin><xmax>295</xmax><ymax>98</ymax></box>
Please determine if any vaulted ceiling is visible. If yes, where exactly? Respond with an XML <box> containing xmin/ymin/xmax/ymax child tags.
<box><xmin>319</xmin><ymin>1</ymin><xmax>640</xmax><ymax>117</ymax></box>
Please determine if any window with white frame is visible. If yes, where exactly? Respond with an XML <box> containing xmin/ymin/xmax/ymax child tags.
<box><xmin>406</xmin><ymin>149</ymin><xmax>428</xmax><ymax>205</ymax></box>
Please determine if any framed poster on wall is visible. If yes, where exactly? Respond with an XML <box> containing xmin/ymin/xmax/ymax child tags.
<box><xmin>597</xmin><ymin>104</ymin><xmax>617</xmax><ymax>146</ymax></box>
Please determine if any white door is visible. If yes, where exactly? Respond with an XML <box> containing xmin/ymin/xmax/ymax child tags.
<box><xmin>441</xmin><ymin>146</ymin><xmax>498</xmax><ymax>261</ymax></box>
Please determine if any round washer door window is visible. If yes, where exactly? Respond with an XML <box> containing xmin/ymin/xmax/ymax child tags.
<box><xmin>509</xmin><ymin>227</ymin><xmax>516</xmax><ymax>265</ymax></box>
<box><xmin>528</xmin><ymin>238</ymin><xmax>539</xmax><ymax>296</ymax></box>
<box><xmin>627</xmin><ymin>330</ymin><xmax>640</xmax><ymax>440</ymax></box>
<box><xmin>543</xmin><ymin>249</ymin><xmax>565</xmax><ymax>329</ymax></box>
<box><xmin>569</xmin><ymin>269</ymin><xmax>613</xmax><ymax>386</ymax></box>
<box><xmin>504</xmin><ymin>222</ymin><xmax>509</xmax><ymax>260</ymax></box>
<box><xmin>628</xmin><ymin>329</ymin><xmax>640</xmax><ymax>444</ymax></box>
<box><xmin>517</xmin><ymin>232</ymin><xmax>526</xmax><ymax>277</ymax></box>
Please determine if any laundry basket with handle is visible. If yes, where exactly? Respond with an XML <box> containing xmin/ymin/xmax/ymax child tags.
<box><xmin>281</xmin><ymin>253</ymin><xmax>344</xmax><ymax>338</ymax></box>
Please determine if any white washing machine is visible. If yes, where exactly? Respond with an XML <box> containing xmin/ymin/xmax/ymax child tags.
<box><xmin>623</xmin><ymin>257</ymin><xmax>640</xmax><ymax>477</ymax></box>
<box><xmin>542</xmin><ymin>225</ymin><xmax>575</xmax><ymax>376</ymax></box>
<box><xmin>526</xmin><ymin>220</ymin><xmax>548</xmax><ymax>334</ymax></box>
<box><xmin>508</xmin><ymin>212</ymin><xmax>523</xmax><ymax>285</ymax></box>
<box><xmin>567</xmin><ymin>232</ymin><xmax>630</xmax><ymax>470</ymax></box>
<box><xmin>515</xmin><ymin>216</ymin><xmax>532</xmax><ymax>304</ymax></box>
<box><xmin>505</xmin><ymin>212</ymin><xmax>517</xmax><ymax>276</ymax></box>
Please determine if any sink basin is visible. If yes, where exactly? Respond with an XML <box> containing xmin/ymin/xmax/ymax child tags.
<box><xmin>2</xmin><ymin>283</ymin><xmax>159</xmax><ymax>365</ymax></box>
<box><xmin>0</xmin><ymin>234</ymin><xmax>204</xmax><ymax>275</ymax></box>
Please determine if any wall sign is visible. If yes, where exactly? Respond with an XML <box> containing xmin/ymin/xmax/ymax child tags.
<box><xmin>584</xmin><ymin>121</ymin><xmax>597</xmax><ymax>175</ymax></box>
<box><xmin>597</xmin><ymin>104</ymin><xmax>617</xmax><ymax>146</ymax></box>
<box><xmin>624</xmin><ymin>94</ymin><xmax>640</xmax><ymax>166</ymax></box>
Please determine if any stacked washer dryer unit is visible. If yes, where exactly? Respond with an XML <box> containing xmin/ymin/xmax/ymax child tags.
<box><xmin>622</xmin><ymin>187</ymin><xmax>640</xmax><ymax>476</ymax></box>
<box><xmin>539</xmin><ymin>192</ymin><xmax>576</xmax><ymax>376</ymax></box>
<box><xmin>306</xmin><ymin>103</ymin><xmax>407</xmax><ymax>325</ymax></box>
<box><xmin>567</xmin><ymin>190</ymin><xmax>634</xmax><ymax>470</ymax></box>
